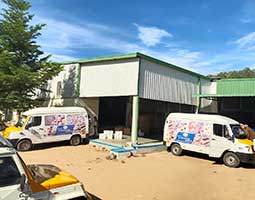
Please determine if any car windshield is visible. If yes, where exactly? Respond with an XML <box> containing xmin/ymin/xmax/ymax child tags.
<box><xmin>230</xmin><ymin>124</ymin><xmax>247</xmax><ymax>139</ymax></box>
<box><xmin>15</xmin><ymin>115</ymin><xmax>27</xmax><ymax>127</ymax></box>
<box><xmin>0</xmin><ymin>156</ymin><xmax>21</xmax><ymax>187</ymax></box>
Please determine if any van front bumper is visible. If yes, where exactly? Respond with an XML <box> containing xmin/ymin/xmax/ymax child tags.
<box><xmin>236</xmin><ymin>152</ymin><xmax>255</xmax><ymax>164</ymax></box>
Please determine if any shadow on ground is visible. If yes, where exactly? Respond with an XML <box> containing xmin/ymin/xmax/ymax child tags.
<box><xmin>26</xmin><ymin>139</ymin><xmax>90</xmax><ymax>152</ymax></box>
<box><xmin>170</xmin><ymin>150</ymin><xmax>255</xmax><ymax>169</ymax></box>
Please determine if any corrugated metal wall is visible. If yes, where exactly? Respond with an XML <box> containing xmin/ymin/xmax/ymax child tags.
<box><xmin>139</xmin><ymin>58</ymin><xmax>200</xmax><ymax>105</ymax></box>
<box><xmin>79</xmin><ymin>58</ymin><xmax>139</xmax><ymax>97</ymax></box>
<box><xmin>217</xmin><ymin>78</ymin><xmax>255</xmax><ymax>96</ymax></box>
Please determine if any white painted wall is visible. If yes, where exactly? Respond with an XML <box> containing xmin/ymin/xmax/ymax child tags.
<box><xmin>201</xmin><ymin>78</ymin><xmax>214</xmax><ymax>108</ymax></box>
<box><xmin>37</xmin><ymin>63</ymin><xmax>78</xmax><ymax>106</ymax></box>
<box><xmin>79</xmin><ymin>59</ymin><xmax>139</xmax><ymax>97</ymax></box>
<box><xmin>139</xmin><ymin>58</ymin><xmax>200</xmax><ymax>105</ymax></box>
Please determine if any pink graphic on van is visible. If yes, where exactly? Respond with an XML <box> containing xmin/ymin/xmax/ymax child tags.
<box><xmin>166</xmin><ymin>119</ymin><xmax>210</xmax><ymax>147</ymax></box>
<box><xmin>67</xmin><ymin>114</ymin><xmax>86</xmax><ymax>132</ymax></box>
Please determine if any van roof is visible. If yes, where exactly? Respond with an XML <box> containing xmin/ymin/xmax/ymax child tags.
<box><xmin>168</xmin><ymin>113</ymin><xmax>239</xmax><ymax>124</ymax></box>
<box><xmin>23</xmin><ymin>107</ymin><xmax>87</xmax><ymax>116</ymax></box>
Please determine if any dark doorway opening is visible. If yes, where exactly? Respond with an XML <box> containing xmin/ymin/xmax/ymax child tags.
<box><xmin>98</xmin><ymin>97</ymin><xmax>129</xmax><ymax>132</ymax></box>
<box><xmin>219</xmin><ymin>97</ymin><xmax>255</xmax><ymax>128</ymax></box>
<box><xmin>139</xmin><ymin>98</ymin><xmax>196</xmax><ymax>141</ymax></box>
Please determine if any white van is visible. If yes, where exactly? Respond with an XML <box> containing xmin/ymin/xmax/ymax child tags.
<box><xmin>3</xmin><ymin>107</ymin><xmax>89</xmax><ymax>151</ymax></box>
<box><xmin>163</xmin><ymin>113</ymin><xmax>255</xmax><ymax>167</ymax></box>
<box><xmin>0</xmin><ymin>135</ymin><xmax>91</xmax><ymax>200</ymax></box>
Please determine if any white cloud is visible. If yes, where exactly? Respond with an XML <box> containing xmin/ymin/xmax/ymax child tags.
<box><xmin>49</xmin><ymin>54</ymin><xmax>77</xmax><ymax>62</ymax></box>
<box><xmin>235</xmin><ymin>32</ymin><xmax>255</xmax><ymax>48</ymax></box>
<box><xmin>239</xmin><ymin>18</ymin><xmax>252</xmax><ymax>24</ymax></box>
<box><xmin>240</xmin><ymin>0</ymin><xmax>255</xmax><ymax>23</ymax></box>
<box><xmin>134</xmin><ymin>24</ymin><xmax>172</xmax><ymax>46</ymax></box>
<box><xmin>33</xmin><ymin>16</ymin><xmax>247</xmax><ymax>75</ymax></box>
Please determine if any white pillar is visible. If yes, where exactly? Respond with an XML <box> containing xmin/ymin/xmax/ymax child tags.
<box><xmin>131</xmin><ymin>96</ymin><xmax>139</xmax><ymax>144</ymax></box>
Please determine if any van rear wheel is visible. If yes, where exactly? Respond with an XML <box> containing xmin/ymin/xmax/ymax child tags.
<box><xmin>223</xmin><ymin>152</ymin><xmax>240</xmax><ymax>168</ymax></box>
<box><xmin>171</xmin><ymin>143</ymin><xmax>183</xmax><ymax>156</ymax></box>
<box><xmin>70</xmin><ymin>135</ymin><xmax>81</xmax><ymax>146</ymax></box>
<box><xmin>17</xmin><ymin>139</ymin><xmax>32</xmax><ymax>151</ymax></box>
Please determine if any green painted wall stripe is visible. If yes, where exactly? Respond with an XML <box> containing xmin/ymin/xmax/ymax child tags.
<box><xmin>75</xmin><ymin>63</ymin><xmax>81</xmax><ymax>97</ymax></box>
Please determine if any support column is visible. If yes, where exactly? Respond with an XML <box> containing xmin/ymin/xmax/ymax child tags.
<box><xmin>196</xmin><ymin>78</ymin><xmax>201</xmax><ymax>114</ymax></box>
<box><xmin>131</xmin><ymin>95</ymin><xmax>139</xmax><ymax>144</ymax></box>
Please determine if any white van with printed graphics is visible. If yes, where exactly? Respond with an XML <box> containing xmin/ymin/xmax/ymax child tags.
<box><xmin>3</xmin><ymin>107</ymin><xmax>89</xmax><ymax>151</ymax></box>
<box><xmin>163</xmin><ymin>113</ymin><xmax>255</xmax><ymax>167</ymax></box>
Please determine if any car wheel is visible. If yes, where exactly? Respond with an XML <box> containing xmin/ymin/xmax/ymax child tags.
<box><xmin>17</xmin><ymin>139</ymin><xmax>32</xmax><ymax>151</ymax></box>
<box><xmin>70</xmin><ymin>135</ymin><xmax>81</xmax><ymax>146</ymax></box>
<box><xmin>171</xmin><ymin>143</ymin><xmax>183</xmax><ymax>156</ymax></box>
<box><xmin>223</xmin><ymin>152</ymin><xmax>240</xmax><ymax>168</ymax></box>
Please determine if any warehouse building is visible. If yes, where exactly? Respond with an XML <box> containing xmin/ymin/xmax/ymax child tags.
<box><xmin>199</xmin><ymin>78</ymin><xmax>255</xmax><ymax>128</ymax></box>
<box><xmin>44</xmin><ymin>52</ymin><xmax>215</xmax><ymax>144</ymax></box>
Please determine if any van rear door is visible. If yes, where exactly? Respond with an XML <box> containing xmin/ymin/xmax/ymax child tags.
<box><xmin>209</xmin><ymin>124</ymin><xmax>233</xmax><ymax>158</ymax></box>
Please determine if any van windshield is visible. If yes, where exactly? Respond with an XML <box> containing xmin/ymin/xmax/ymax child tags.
<box><xmin>230</xmin><ymin>124</ymin><xmax>247</xmax><ymax>139</ymax></box>
<box><xmin>15</xmin><ymin>115</ymin><xmax>27</xmax><ymax>127</ymax></box>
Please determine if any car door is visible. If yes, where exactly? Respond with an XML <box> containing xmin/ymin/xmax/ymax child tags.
<box><xmin>209</xmin><ymin>124</ymin><xmax>233</xmax><ymax>158</ymax></box>
<box><xmin>0</xmin><ymin>156</ymin><xmax>33</xmax><ymax>200</ymax></box>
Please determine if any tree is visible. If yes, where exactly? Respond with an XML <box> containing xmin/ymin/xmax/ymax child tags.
<box><xmin>209</xmin><ymin>67</ymin><xmax>255</xmax><ymax>79</ymax></box>
<box><xmin>0</xmin><ymin>0</ymin><xmax>62</xmax><ymax>113</ymax></box>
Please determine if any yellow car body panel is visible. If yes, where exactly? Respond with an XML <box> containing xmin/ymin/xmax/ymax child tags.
<box><xmin>238</xmin><ymin>138</ymin><xmax>254</xmax><ymax>150</ymax></box>
<box><xmin>41</xmin><ymin>171</ymin><xmax>80</xmax><ymax>190</ymax></box>
<box><xmin>3</xmin><ymin>126</ymin><xmax>22</xmax><ymax>138</ymax></box>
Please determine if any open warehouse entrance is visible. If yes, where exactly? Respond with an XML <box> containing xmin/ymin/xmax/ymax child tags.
<box><xmin>218</xmin><ymin>97</ymin><xmax>255</xmax><ymax>128</ymax></box>
<box><xmin>139</xmin><ymin>98</ymin><xmax>196</xmax><ymax>141</ymax></box>
<box><xmin>98</xmin><ymin>96</ymin><xmax>130</xmax><ymax>133</ymax></box>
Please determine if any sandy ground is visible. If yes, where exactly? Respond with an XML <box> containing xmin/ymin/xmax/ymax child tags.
<box><xmin>20</xmin><ymin>143</ymin><xmax>255</xmax><ymax>200</ymax></box>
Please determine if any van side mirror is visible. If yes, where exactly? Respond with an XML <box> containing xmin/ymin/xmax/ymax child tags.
<box><xmin>20</xmin><ymin>174</ymin><xmax>27</xmax><ymax>191</ymax></box>
<box><xmin>25</xmin><ymin>123</ymin><xmax>32</xmax><ymax>130</ymax></box>
<box><xmin>226</xmin><ymin>135</ymin><xmax>234</xmax><ymax>142</ymax></box>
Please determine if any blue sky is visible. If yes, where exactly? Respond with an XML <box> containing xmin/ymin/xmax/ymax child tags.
<box><xmin>1</xmin><ymin>0</ymin><xmax>255</xmax><ymax>75</ymax></box>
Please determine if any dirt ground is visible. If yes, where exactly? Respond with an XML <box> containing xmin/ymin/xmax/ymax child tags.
<box><xmin>20</xmin><ymin>143</ymin><xmax>255</xmax><ymax>200</ymax></box>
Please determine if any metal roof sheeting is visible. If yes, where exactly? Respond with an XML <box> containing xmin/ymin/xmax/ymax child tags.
<box><xmin>217</xmin><ymin>78</ymin><xmax>255</xmax><ymax>97</ymax></box>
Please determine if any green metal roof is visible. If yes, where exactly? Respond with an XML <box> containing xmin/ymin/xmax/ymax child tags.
<box><xmin>62</xmin><ymin>52</ymin><xmax>209</xmax><ymax>79</ymax></box>
<box><xmin>216</xmin><ymin>78</ymin><xmax>255</xmax><ymax>97</ymax></box>
<box><xmin>197</xmin><ymin>78</ymin><xmax>255</xmax><ymax>97</ymax></box>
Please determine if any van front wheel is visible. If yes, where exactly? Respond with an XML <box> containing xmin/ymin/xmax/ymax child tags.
<box><xmin>70</xmin><ymin>135</ymin><xmax>81</xmax><ymax>146</ymax></box>
<box><xmin>171</xmin><ymin>143</ymin><xmax>183</xmax><ymax>156</ymax></box>
<box><xmin>17</xmin><ymin>139</ymin><xmax>32</xmax><ymax>151</ymax></box>
<box><xmin>223</xmin><ymin>152</ymin><xmax>240</xmax><ymax>168</ymax></box>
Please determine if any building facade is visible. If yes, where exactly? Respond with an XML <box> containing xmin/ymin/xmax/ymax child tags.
<box><xmin>46</xmin><ymin>52</ymin><xmax>215</xmax><ymax>143</ymax></box>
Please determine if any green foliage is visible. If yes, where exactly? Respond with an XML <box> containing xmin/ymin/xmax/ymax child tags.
<box><xmin>0</xmin><ymin>0</ymin><xmax>62</xmax><ymax>112</ymax></box>
<box><xmin>209</xmin><ymin>67</ymin><xmax>255</xmax><ymax>79</ymax></box>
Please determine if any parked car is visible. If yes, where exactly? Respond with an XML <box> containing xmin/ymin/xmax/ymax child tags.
<box><xmin>0</xmin><ymin>135</ymin><xmax>91</xmax><ymax>200</ymax></box>
<box><xmin>164</xmin><ymin>113</ymin><xmax>255</xmax><ymax>168</ymax></box>
<box><xmin>3</xmin><ymin>107</ymin><xmax>89</xmax><ymax>151</ymax></box>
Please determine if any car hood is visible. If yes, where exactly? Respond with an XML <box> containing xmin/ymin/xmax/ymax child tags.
<box><xmin>27</xmin><ymin>164</ymin><xmax>80</xmax><ymax>190</ymax></box>
<box><xmin>3</xmin><ymin>126</ymin><xmax>22</xmax><ymax>138</ymax></box>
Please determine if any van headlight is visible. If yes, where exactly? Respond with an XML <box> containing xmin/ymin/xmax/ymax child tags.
<box><xmin>239</xmin><ymin>145</ymin><xmax>250</xmax><ymax>152</ymax></box>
